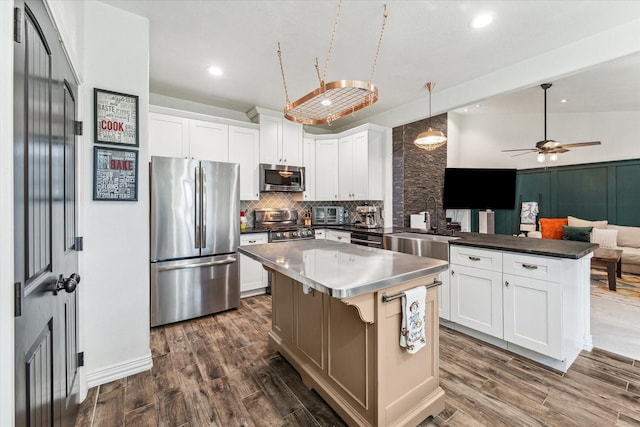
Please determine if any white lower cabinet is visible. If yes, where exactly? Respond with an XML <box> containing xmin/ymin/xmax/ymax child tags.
<box><xmin>503</xmin><ymin>273</ymin><xmax>562</xmax><ymax>359</ymax></box>
<box><xmin>438</xmin><ymin>270</ymin><xmax>451</xmax><ymax>321</ymax></box>
<box><xmin>450</xmin><ymin>263</ymin><xmax>503</xmax><ymax>338</ymax></box>
<box><xmin>240</xmin><ymin>233</ymin><xmax>268</xmax><ymax>296</ymax></box>
<box><xmin>326</xmin><ymin>230</ymin><xmax>350</xmax><ymax>243</ymax></box>
<box><xmin>314</xmin><ymin>229</ymin><xmax>326</xmax><ymax>240</ymax></box>
<box><xmin>449</xmin><ymin>245</ymin><xmax>567</xmax><ymax>362</ymax></box>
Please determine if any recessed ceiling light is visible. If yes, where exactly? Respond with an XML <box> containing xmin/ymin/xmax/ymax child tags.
<box><xmin>470</xmin><ymin>13</ymin><xmax>494</xmax><ymax>29</ymax></box>
<box><xmin>321</xmin><ymin>98</ymin><xmax>332</xmax><ymax>107</ymax></box>
<box><xmin>475</xmin><ymin>104</ymin><xmax>480</xmax><ymax>108</ymax></box>
<box><xmin>560</xmin><ymin>99</ymin><xmax>568</xmax><ymax>103</ymax></box>
<box><xmin>207</xmin><ymin>66</ymin><xmax>223</xmax><ymax>77</ymax></box>
<box><xmin>463</xmin><ymin>108</ymin><xmax>468</xmax><ymax>112</ymax></box>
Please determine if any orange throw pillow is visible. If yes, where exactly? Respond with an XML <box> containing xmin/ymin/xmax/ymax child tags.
<box><xmin>539</xmin><ymin>218</ymin><xmax>569</xmax><ymax>239</ymax></box>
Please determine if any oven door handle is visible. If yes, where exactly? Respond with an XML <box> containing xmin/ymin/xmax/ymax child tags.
<box><xmin>351</xmin><ymin>237</ymin><xmax>382</xmax><ymax>246</ymax></box>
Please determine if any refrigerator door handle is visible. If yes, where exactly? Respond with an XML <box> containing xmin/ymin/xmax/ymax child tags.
<box><xmin>157</xmin><ymin>256</ymin><xmax>238</xmax><ymax>272</ymax></box>
<box><xmin>194</xmin><ymin>166</ymin><xmax>201</xmax><ymax>248</ymax></box>
<box><xmin>201</xmin><ymin>167</ymin><xmax>207</xmax><ymax>248</ymax></box>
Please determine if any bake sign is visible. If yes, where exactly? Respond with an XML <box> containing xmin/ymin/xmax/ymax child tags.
<box><xmin>93</xmin><ymin>147</ymin><xmax>138</xmax><ymax>201</ymax></box>
<box><xmin>94</xmin><ymin>88</ymin><xmax>139</xmax><ymax>146</ymax></box>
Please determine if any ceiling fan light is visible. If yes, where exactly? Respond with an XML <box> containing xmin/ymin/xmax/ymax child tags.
<box><xmin>549</xmin><ymin>153</ymin><xmax>558</xmax><ymax>162</ymax></box>
<box><xmin>536</xmin><ymin>153</ymin><xmax>546</xmax><ymax>163</ymax></box>
<box><xmin>415</xmin><ymin>129</ymin><xmax>447</xmax><ymax>150</ymax></box>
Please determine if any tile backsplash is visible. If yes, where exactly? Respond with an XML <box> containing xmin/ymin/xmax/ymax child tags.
<box><xmin>240</xmin><ymin>193</ymin><xmax>383</xmax><ymax>227</ymax></box>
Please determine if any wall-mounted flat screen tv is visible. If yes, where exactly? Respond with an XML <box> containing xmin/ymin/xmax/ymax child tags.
<box><xmin>443</xmin><ymin>168</ymin><xmax>517</xmax><ymax>210</ymax></box>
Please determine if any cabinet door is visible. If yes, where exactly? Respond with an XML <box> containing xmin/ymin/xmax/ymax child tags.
<box><xmin>188</xmin><ymin>119</ymin><xmax>229</xmax><ymax>162</ymax></box>
<box><xmin>149</xmin><ymin>112</ymin><xmax>188</xmax><ymax>158</ymax></box>
<box><xmin>503</xmin><ymin>273</ymin><xmax>562</xmax><ymax>359</ymax></box>
<box><xmin>315</xmin><ymin>139</ymin><xmax>339</xmax><ymax>201</ymax></box>
<box><xmin>229</xmin><ymin>126</ymin><xmax>260</xmax><ymax>200</ymax></box>
<box><xmin>450</xmin><ymin>264</ymin><xmax>503</xmax><ymax>338</ymax></box>
<box><xmin>438</xmin><ymin>269</ymin><xmax>451</xmax><ymax>321</ymax></box>
<box><xmin>314</xmin><ymin>229</ymin><xmax>326</xmax><ymax>239</ymax></box>
<box><xmin>338</xmin><ymin>135</ymin><xmax>353</xmax><ymax>200</ymax></box>
<box><xmin>282</xmin><ymin>119</ymin><xmax>302</xmax><ymax>165</ymax></box>
<box><xmin>351</xmin><ymin>131</ymin><xmax>369</xmax><ymax>200</ymax></box>
<box><xmin>239</xmin><ymin>233</ymin><xmax>269</xmax><ymax>294</ymax></box>
<box><xmin>300</xmin><ymin>137</ymin><xmax>315</xmax><ymax>201</ymax></box>
<box><xmin>259</xmin><ymin>114</ymin><xmax>281</xmax><ymax>164</ymax></box>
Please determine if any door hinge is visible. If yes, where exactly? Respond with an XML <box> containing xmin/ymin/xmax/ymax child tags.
<box><xmin>14</xmin><ymin>7</ymin><xmax>22</xmax><ymax>43</ymax></box>
<box><xmin>74</xmin><ymin>121</ymin><xmax>83</xmax><ymax>136</ymax></box>
<box><xmin>14</xmin><ymin>282</ymin><xmax>22</xmax><ymax>317</ymax></box>
<box><xmin>77</xmin><ymin>352</ymin><xmax>84</xmax><ymax>367</ymax></box>
<box><xmin>74</xmin><ymin>236</ymin><xmax>83</xmax><ymax>251</ymax></box>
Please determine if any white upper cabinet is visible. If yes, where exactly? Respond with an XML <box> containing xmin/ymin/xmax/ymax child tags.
<box><xmin>295</xmin><ymin>137</ymin><xmax>316</xmax><ymax>201</ymax></box>
<box><xmin>149</xmin><ymin>106</ymin><xmax>260</xmax><ymax>201</ymax></box>
<box><xmin>188</xmin><ymin>120</ymin><xmax>229</xmax><ymax>162</ymax></box>
<box><xmin>149</xmin><ymin>112</ymin><xmax>188</xmax><ymax>158</ymax></box>
<box><xmin>281</xmin><ymin>119</ymin><xmax>302</xmax><ymax>165</ymax></box>
<box><xmin>337</xmin><ymin>129</ymin><xmax>384</xmax><ymax>201</ymax></box>
<box><xmin>229</xmin><ymin>126</ymin><xmax>260</xmax><ymax>200</ymax></box>
<box><xmin>249</xmin><ymin>107</ymin><xmax>303</xmax><ymax>166</ymax></box>
<box><xmin>314</xmin><ymin>138</ymin><xmax>339</xmax><ymax>201</ymax></box>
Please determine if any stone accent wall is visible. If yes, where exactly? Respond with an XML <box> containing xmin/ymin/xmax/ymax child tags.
<box><xmin>392</xmin><ymin>113</ymin><xmax>447</xmax><ymax>231</ymax></box>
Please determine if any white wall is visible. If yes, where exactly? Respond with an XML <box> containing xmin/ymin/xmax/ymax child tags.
<box><xmin>82</xmin><ymin>0</ymin><xmax>151</xmax><ymax>386</ymax></box>
<box><xmin>0</xmin><ymin>1</ymin><xmax>15</xmax><ymax>424</ymax></box>
<box><xmin>449</xmin><ymin>110</ymin><xmax>640</xmax><ymax>169</ymax></box>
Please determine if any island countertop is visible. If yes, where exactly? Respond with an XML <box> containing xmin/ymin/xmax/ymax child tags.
<box><xmin>238</xmin><ymin>240</ymin><xmax>448</xmax><ymax>298</ymax></box>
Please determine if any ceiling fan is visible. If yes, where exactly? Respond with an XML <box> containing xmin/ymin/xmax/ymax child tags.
<box><xmin>502</xmin><ymin>83</ymin><xmax>601</xmax><ymax>162</ymax></box>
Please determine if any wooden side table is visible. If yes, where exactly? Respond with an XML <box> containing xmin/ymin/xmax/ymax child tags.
<box><xmin>591</xmin><ymin>248</ymin><xmax>623</xmax><ymax>291</ymax></box>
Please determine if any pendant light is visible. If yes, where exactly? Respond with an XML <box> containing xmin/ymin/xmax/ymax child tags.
<box><xmin>414</xmin><ymin>82</ymin><xmax>447</xmax><ymax>150</ymax></box>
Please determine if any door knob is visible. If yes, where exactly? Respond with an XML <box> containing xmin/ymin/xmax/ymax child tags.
<box><xmin>54</xmin><ymin>273</ymin><xmax>80</xmax><ymax>295</ymax></box>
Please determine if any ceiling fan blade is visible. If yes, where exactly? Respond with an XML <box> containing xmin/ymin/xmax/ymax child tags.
<box><xmin>511</xmin><ymin>151</ymin><xmax>536</xmax><ymax>157</ymax></box>
<box><xmin>557</xmin><ymin>141</ymin><xmax>602</xmax><ymax>149</ymax></box>
<box><xmin>502</xmin><ymin>148</ymin><xmax>537</xmax><ymax>152</ymax></box>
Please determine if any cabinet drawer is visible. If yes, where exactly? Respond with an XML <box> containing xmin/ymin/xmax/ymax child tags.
<box><xmin>240</xmin><ymin>233</ymin><xmax>268</xmax><ymax>246</ymax></box>
<box><xmin>450</xmin><ymin>245</ymin><xmax>502</xmax><ymax>272</ymax></box>
<box><xmin>326</xmin><ymin>230</ymin><xmax>351</xmax><ymax>243</ymax></box>
<box><xmin>503</xmin><ymin>253</ymin><xmax>561</xmax><ymax>282</ymax></box>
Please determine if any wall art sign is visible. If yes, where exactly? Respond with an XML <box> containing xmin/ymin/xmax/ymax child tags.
<box><xmin>93</xmin><ymin>147</ymin><xmax>138</xmax><ymax>201</ymax></box>
<box><xmin>94</xmin><ymin>88</ymin><xmax>139</xmax><ymax>147</ymax></box>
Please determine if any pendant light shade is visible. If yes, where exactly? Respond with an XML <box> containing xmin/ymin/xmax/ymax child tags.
<box><xmin>415</xmin><ymin>82</ymin><xmax>447</xmax><ymax>150</ymax></box>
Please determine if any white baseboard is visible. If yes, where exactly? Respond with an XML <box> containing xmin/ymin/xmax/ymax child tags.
<box><xmin>86</xmin><ymin>352</ymin><xmax>153</xmax><ymax>388</ymax></box>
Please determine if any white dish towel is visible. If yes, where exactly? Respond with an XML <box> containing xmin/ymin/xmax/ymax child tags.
<box><xmin>400</xmin><ymin>286</ymin><xmax>427</xmax><ymax>354</ymax></box>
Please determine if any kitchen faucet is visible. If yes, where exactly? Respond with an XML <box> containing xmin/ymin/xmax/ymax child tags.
<box><xmin>426</xmin><ymin>196</ymin><xmax>438</xmax><ymax>234</ymax></box>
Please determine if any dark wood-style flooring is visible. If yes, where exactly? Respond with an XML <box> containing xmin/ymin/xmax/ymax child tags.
<box><xmin>75</xmin><ymin>295</ymin><xmax>640</xmax><ymax>427</ymax></box>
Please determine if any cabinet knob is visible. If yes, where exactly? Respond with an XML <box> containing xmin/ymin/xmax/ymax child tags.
<box><xmin>505</xmin><ymin>281</ymin><xmax>509</xmax><ymax>287</ymax></box>
<box><xmin>451</xmin><ymin>270</ymin><xmax>454</xmax><ymax>276</ymax></box>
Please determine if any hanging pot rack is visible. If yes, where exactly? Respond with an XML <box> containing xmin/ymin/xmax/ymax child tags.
<box><xmin>277</xmin><ymin>1</ymin><xmax>389</xmax><ymax>125</ymax></box>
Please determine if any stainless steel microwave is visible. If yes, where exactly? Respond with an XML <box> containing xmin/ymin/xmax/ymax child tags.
<box><xmin>312</xmin><ymin>206</ymin><xmax>346</xmax><ymax>225</ymax></box>
<box><xmin>260</xmin><ymin>164</ymin><xmax>305</xmax><ymax>192</ymax></box>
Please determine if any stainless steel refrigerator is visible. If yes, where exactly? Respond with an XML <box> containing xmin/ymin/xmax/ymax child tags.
<box><xmin>150</xmin><ymin>156</ymin><xmax>240</xmax><ymax>327</ymax></box>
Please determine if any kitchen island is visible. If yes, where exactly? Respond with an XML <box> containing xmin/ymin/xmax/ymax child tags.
<box><xmin>238</xmin><ymin>240</ymin><xmax>448</xmax><ymax>427</ymax></box>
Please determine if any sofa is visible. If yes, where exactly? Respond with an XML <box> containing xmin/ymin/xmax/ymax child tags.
<box><xmin>535</xmin><ymin>216</ymin><xmax>640</xmax><ymax>275</ymax></box>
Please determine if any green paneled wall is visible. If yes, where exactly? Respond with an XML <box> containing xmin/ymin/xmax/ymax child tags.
<box><xmin>471</xmin><ymin>159</ymin><xmax>640</xmax><ymax>233</ymax></box>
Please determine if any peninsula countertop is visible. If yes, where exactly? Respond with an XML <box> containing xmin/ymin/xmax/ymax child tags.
<box><xmin>238</xmin><ymin>240</ymin><xmax>448</xmax><ymax>298</ymax></box>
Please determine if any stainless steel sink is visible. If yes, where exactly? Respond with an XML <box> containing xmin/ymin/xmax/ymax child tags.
<box><xmin>383</xmin><ymin>233</ymin><xmax>459</xmax><ymax>261</ymax></box>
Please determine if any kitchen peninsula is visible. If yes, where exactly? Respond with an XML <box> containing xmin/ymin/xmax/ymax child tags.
<box><xmin>238</xmin><ymin>240</ymin><xmax>448</xmax><ymax>427</ymax></box>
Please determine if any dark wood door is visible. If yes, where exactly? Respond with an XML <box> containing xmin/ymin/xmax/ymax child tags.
<box><xmin>14</xmin><ymin>0</ymin><xmax>80</xmax><ymax>426</ymax></box>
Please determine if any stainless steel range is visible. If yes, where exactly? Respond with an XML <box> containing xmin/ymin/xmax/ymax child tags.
<box><xmin>254</xmin><ymin>208</ymin><xmax>315</xmax><ymax>242</ymax></box>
